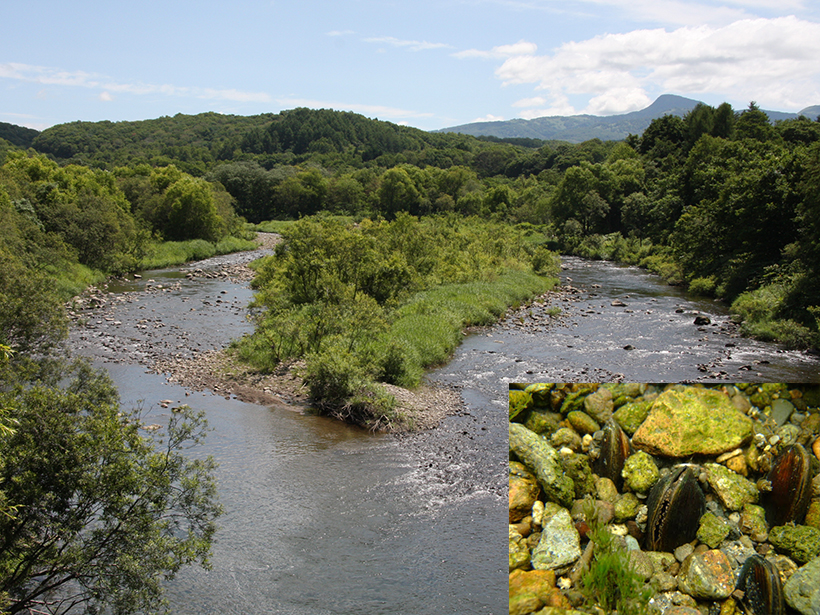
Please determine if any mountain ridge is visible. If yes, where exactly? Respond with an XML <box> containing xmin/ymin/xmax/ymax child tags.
<box><xmin>437</xmin><ymin>95</ymin><xmax>820</xmax><ymax>143</ymax></box>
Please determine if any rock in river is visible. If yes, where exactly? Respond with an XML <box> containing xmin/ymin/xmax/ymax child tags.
<box><xmin>531</xmin><ymin>503</ymin><xmax>581</xmax><ymax>571</ymax></box>
<box><xmin>509</xmin><ymin>422</ymin><xmax>574</xmax><ymax>507</ymax></box>
<box><xmin>632</xmin><ymin>387</ymin><xmax>754</xmax><ymax>457</ymax></box>
<box><xmin>784</xmin><ymin>555</ymin><xmax>820</xmax><ymax>615</ymax></box>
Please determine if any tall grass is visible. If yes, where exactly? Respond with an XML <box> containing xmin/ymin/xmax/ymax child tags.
<box><xmin>378</xmin><ymin>270</ymin><xmax>556</xmax><ymax>387</ymax></box>
<box><xmin>139</xmin><ymin>236</ymin><xmax>257</xmax><ymax>270</ymax></box>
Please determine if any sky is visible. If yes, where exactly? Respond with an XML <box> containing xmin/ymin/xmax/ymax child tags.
<box><xmin>2</xmin><ymin>0</ymin><xmax>820</xmax><ymax>132</ymax></box>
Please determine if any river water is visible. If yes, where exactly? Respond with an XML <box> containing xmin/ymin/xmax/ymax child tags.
<box><xmin>68</xmin><ymin>252</ymin><xmax>819</xmax><ymax>614</ymax></box>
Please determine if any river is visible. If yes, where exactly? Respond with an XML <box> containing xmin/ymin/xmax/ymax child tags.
<box><xmin>67</xmin><ymin>252</ymin><xmax>819</xmax><ymax>614</ymax></box>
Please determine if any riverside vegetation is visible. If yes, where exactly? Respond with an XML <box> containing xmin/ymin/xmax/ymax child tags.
<box><xmin>4</xmin><ymin>101</ymin><xmax>820</xmax><ymax>349</ymax></box>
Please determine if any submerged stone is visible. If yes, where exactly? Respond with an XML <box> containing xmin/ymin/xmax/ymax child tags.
<box><xmin>621</xmin><ymin>450</ymin><xmax>659</xmax><ymax>493</ymax></box>
<box><xmin>704</xmin><ymin>462</ymin><xmax>759</xmax><ymax>511</ymax></box>
<box><xmin>769</xmin><ymin>525</ymin><xmax>820</xmax><ymax>564</ymax></box>
<box><xmin>509</xmin><ymin>422</ymin><xmax>575</xmax><ymax>507</ymax></box>
<box><xmin>677</xmin><ymin>549</ymin><xmax>734</xmax><ymax>600</ymax></box>
<box><xmin>632</xmin><ymin>388</ymin><xmax>754</xmax><ymax>457</ymax></box>
<box><xmin>696</xmin><ymin>511</ymin><xmax>731</xmax><ymax>548</ymax></box>
<box><xmin>531</xmin><ymin>503</ymin><xmax>582</xmax><ymax>570</ymax></box>
<box><xmin>612</xmin><ymin>399</ymin><xmax>653</xmax><ymax>435</ymax></box>
<box><xmin>784</xmin><ymin>556</ymin><xmax>820</xmax><ymax>615</ymax></box>
<box><xmin>509</xmin><ymin>461</ymin><xmax>540</xmax><ymax>523</ymax></box>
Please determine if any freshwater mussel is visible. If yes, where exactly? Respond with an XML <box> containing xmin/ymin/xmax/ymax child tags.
<box><xmin>760</xmin><ymin>442</ymin><xmax>813</xmax><ymax>527</ymax></box>
<box><xmin>735</xmin><ymin>554</ymin><xmax>785</xmax><ymax>615</ymax></box>
<box><xmin>592</xmin><ymin>419</ymin><xmax>631</xmax><ymax>489</ymax></box>
<box><xmin>644</xmin><ymin>465</ymin><xmax>705</xmax><ymax>552</ymax></box>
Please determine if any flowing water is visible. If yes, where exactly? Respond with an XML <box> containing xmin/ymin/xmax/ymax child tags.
<box><xmin>68</xmin><ymin>252</ymin><xmax>819</xmax><ymax>614</ymax></box>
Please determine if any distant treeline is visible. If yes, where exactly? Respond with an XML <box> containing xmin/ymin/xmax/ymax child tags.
<box><xmin>2</xmin><ymin>102</ymin><xmax>820</xmax><ymax>347</ymax></box>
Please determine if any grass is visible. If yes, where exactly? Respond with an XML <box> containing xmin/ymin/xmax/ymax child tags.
<box><xmin>139</xmin><ymin>236</ymin><xmax>258</xmax><ymax>270</ymax></box>
<box><xmin>382</xmin><ymin>270</ymin><xmax>557</xmax><ymax>388</ymax></box>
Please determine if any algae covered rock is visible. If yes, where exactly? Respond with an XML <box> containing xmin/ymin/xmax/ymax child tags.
<box><xmin>612</xmin><ymin>399</ymin><xmax>653</xmax><ymax>435</ymax></box>
<box><xmin>621</xmin><ymin>450</ymin><xmax>659</xmax><ymax>493</ymax></box>
<box><xmin>566</xmin><ymin>410</ymin><xmax>599</xmax><ymax>435</ymax></box>
<box><xmin>509</xmin><ymin>526</ymin><xmax>531</xmax><ymax>571</ymax></box>
<box><xmin>509</xmin><ymin>569</ymin><xmax>573</xmax><ymax>615</ymax></box>
<box><xmin>531</xmin><ymin>503</ymin><xmax>582</xmax><ymax>570</ymax></box>
<box><xmin>510</xmin><ymin>422</ymin><xmax>575</xmax><ymax>508</ymax></box>
<box><xmin>524</xmin><ymin>383</ymin><xmax>554</xmax><ymax>407</ymax></box>
<box><xmin>510</xmin><ymin>389</ymin><xmax>533</xmax><ymax>422</ymax></box>
<box><xmin>704</xmin><ymin>462</ymin><xmax>759</xmax><ymax>511</ymax></box>
<box><xmin>784</xmin><ymin>556</ymin><xmax>820</xmax><ymax>615</ymax></box>
<box><xmin>696</xmin><ymin>512</ymin><xmax>731</xmax><ymax>548</ymax></box>
<box><xmin>769</xmin><ymin>525</ymin><xmax>820</xmax><ymax>564</ymax></box>
<box><xmin>509</xmin><ymin>461</ymin><xmax>540</xmax><ymax>523</ymax></box>
<box><xmin>677</xmin><ymin>549</ymin><xmax>734</xmax><ymax>600</ymax></box>
<box><xmin>583</xmin><ymin>387</ymin><xmax>614</xmax><ymax>423</ymax></box>
<box><xmin>632</xmin><ymin>388</ymin><xmax>754</xmax><ymax>457</ymax></box>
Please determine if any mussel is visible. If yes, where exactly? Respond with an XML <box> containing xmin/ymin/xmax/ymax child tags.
<box><xmin>644</xmin><ymin>465</ymin><xmax>705</xmax><ymax>552</ymax></box>
<box><xmin>761</xmin><ymin>443</ymin><xmax>812</xmax><ymax>527</ymax></box>
<box><xmin>593</xmin><ymin>419</ymin><xmax>631</xmax><ymax>489</ymax></box>
<box><xmin>735</xmin><ymin>554</ymin><xmax>785</xmax><ymax>615</ymax></box>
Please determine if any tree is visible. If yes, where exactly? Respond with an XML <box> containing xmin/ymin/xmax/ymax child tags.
<box><xmin>0</xmin><ymin>363</ymin><xmax>222</xmax><ymax>615</ymax></box>
<box><xmin>161</xmin><ymin>176</ymin><xmax>225</xmax><ymax>242</ymax></box>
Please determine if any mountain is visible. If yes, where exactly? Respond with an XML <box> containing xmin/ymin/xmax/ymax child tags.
<box><xmin>437</xmin><ymin>95</ymin><xmax>820</xmax><ymax>143</ymax></box>
<box><xmin>0</xmin><ymin>121</ymin><xmax>39</xmax><ymax>148</ymax></box>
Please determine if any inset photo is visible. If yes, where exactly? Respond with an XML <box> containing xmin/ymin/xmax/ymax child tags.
<box><xmin>509</xmin><ymin>382</ymin><xmax>820</xmax><ymax>615</ymax></box>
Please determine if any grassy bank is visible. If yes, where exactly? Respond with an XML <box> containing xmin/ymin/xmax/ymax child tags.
<box><xmin>139</xmin><ymin>235</ymin><xmax>259</xmax><ymax>270</ymax></box>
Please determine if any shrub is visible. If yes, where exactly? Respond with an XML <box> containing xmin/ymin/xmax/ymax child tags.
<box><xmin>688</xmin><ymin>276</ymin><xmax>716</xmax><ymax>297</ymax></box>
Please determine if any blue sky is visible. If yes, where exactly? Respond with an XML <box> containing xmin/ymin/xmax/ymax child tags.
<box><xmin>2</xmin><ymin>0</ymin><xmax>820</xmax><ymax>131</ymax></box>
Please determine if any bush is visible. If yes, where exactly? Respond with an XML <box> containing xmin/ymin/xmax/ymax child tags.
<box><xmin>688</xmin><ymin>276</ymin><xmax>716</xmax><ymax>297</ymax></box>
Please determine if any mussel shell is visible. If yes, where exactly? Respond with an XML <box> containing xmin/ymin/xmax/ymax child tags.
<box><xmin>644</xmin><ymin>466</ymin><xmax>705</xmax><ymax>552</ymax></box>
<box><xmin>761</xmin><ymin>443</ymin><xmax>812</xmax><ymax>527</ymax></box>
<box><xmin>593</xmin><ymin>419</ymin><xmax>631</xmax><ymax>488</ymax></box>
<box><xmin>736</xmin><ymin>554</ymin><xmax>785</xmax><ymax>615</ymax></box>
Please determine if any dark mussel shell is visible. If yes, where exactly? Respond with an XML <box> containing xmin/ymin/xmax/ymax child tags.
<box><xmin>593</xmin><ymin>419</ymin><xmax>631</xmax><ymax>489</ymax></box>
<box><xmin>736</xmin><ymin>554</ymin><xmax>785</xmax><ymax>615</ymax></box>
<box><xmin>761</xmin><ymin>443</ymin><xmax>812</xmax><ymax>527</ymax></box>
<box><xmin>644</xmin><ymin>466</ymin><xmax>705</xmax><ymax>552</ymax></box>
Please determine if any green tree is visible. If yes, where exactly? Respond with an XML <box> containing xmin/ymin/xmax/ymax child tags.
<box><xmin>160</xmin><ymin>176</ymin><xmax>225</xmax><ymax>242</ymax></box>
<box><xmin>0</xmin><ymin>364</ymin><xmax>222</xmax><ymax>615</ymax></box>
<box><xmin>377</xmin><ymin>167</ymin><xmax>421</xmax><ymax>218</ymax></box>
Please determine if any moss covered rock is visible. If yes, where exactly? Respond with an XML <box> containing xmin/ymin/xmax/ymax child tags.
<box><xmin>770</xmin><ymin>525</ymin><xmax>820</xmax><ymax>564</ymax></box>
<box><xmin>621</xmin><ymin>450</ymin><xmax>659</xmax><ymax>493</ymax></box>
<box><xmin>704</xmin><ymin>463</ymin><xmax>759</xmax><ymax>511</ymax></box>
<box><xmin>696</xmin><ymin>512</ymin><xmax>731</xmax><ymax>548</ymax></box>
<box><xmin>510</xmin><ymin>422</ymin><xmax>575</xmax><ymax>508</ymax></box>
<box><xmin>632</xmin><ymin>388</ymin><xmax>754</xmax><ymax>457</ymax></box>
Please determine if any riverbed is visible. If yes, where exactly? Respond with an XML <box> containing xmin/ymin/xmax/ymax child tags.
<box><xmin>66</xmin><ymin>251</ymin><xmax>820</xmax><ymax>614</ymax></box>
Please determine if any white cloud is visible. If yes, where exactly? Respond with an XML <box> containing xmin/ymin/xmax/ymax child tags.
<box><xmin>99</xmin><ymin>91</ymin><xmax>113</xmax><ymax>102</ymax></box>
<box><xmin>363</xmin><ymin>36</ymin><xmax>451</xmax><ymax>52</ymax></box>
<box><xmin>471</xmin><ymin>113</ymin><xmax>505</xmax><ymax>122</ymax></box>
<box><xmin>454</xmin><ymin>39</ymin><xmax>537</xmax><ymax>60</ymax></box>
<box><xmin>0</xmin><ymin>62</ymin><xmax>272</xmax><ymax>104</ymax></box>
<box><xmin>489</xmin><ymin>16</ymin><xmax>820</xmax><ymax>115</ymax></box>
<box><xmin>327</xmin><ymin>29</ymin><xmax>354</xmax><ymax>36</ymax></box>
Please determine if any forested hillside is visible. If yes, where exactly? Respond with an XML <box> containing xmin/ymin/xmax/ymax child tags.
<box><xmin>3</xmin><ymin>102</ymin><xmax>820</xmax><ymax>349</ymax></box>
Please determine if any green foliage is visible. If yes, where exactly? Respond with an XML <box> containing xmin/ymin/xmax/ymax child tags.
<box><xmin>0</xmin><ymin>362</ymin><xmax>222</xmax><ymax>615</ymax></box>
<box><xmin>235</xmin><ymin>215</ymin><xmax>558</xmax><ymax>425</ymax></box>
<box><xmin>581</xmin><ymin>500</ymin><xmax>652</xmax><ymax>615</ymax></box>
